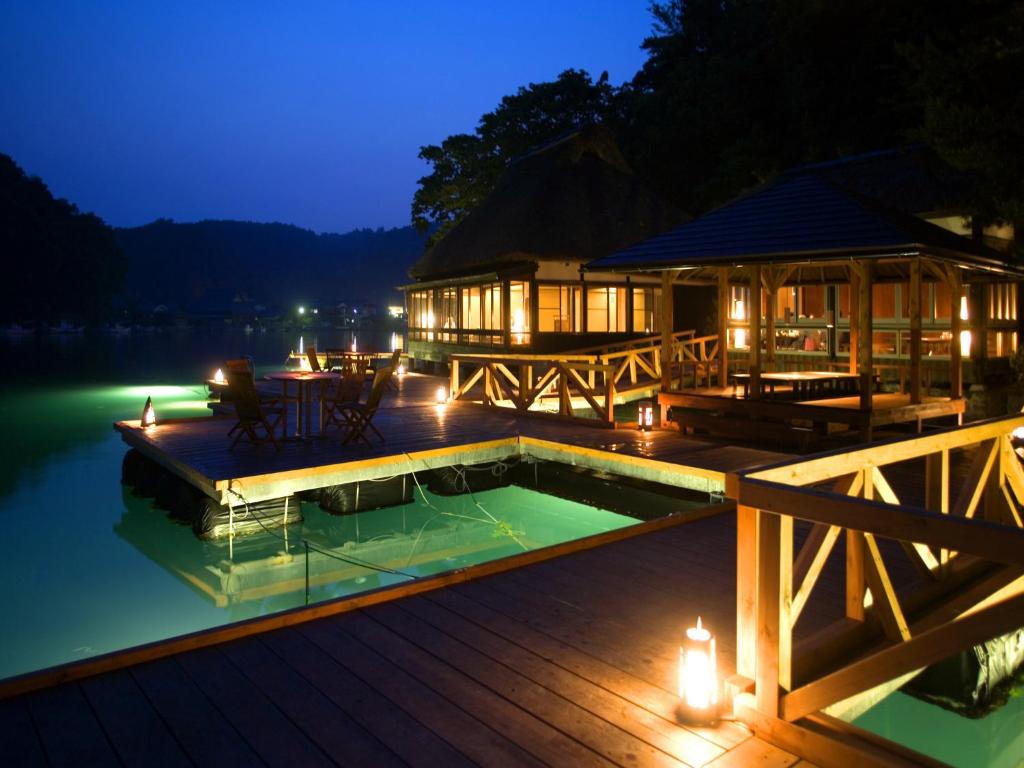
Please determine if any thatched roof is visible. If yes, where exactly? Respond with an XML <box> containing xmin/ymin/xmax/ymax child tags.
<box><xmin>408</xmin><ymin>125</ymin><xmax>685</xmax><ymax>281</ymax></box>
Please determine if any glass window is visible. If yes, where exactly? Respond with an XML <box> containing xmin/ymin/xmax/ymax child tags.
<box><xmin>509</xmin><ymin>281</ymin><xmax>530</xmax><ymax>345</ymax></box>
<box><xmin>799</xmin><ymin>286</ymin><xmax>826</xmax><ymax>319</ymax></box>
<box><xmin>631</xmin><ymin>287</ymin><xmax>661</xmax><ymax>334</ymax></box>
<box><xmin>934</xmin><ymin>282</ymin><xmax>952</xmax><ymax>320</ymax></box>
<box><xmin>586</xmin><ymin>286</ymin><xmax>627</xmax><ymax>332</ymax></box>
<box><xmin>776</xmin><ymin>287</ymin><xmax>797</xmax><ymax>321</ymax></box>
<box><xmin>539</xmin><ymin>285</ymin><xmax>581</xmax><ymax>332</ymax></box>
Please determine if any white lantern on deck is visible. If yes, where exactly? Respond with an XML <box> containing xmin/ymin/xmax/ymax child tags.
<box><xmin>141</xmin><ymin>396</ymin><xmax>156</xmax><ymax>428</ymax></box>
<box><xmin>638</xmin><ymin>399</ymin><xmax>654</xmax><ymax>431</ymax></box>
<box><xmin>213</xmin><ymin>368</ymin><xmax>225</xmax><ymax>384</ymax></box>
<box><xmin>436</xmin><ymin>385</ymin><xmax>448</xmax><ymax>404</ymax></box>
<box><xmin>677</xmin><ymin>616</ymin><xmax>718</xmax><ymax>724</ymax></box>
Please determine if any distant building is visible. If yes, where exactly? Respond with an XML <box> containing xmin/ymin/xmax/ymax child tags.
<box><xmin>401</xmin><ymin>125</ymin><xmax>685</xmax><ymax>365</ymax></box>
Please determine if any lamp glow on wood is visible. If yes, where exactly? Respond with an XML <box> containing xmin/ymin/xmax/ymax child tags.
<box><xmin>677</xmin><ymin>616</ymin><xmax>719</xmax><ymax>724</ymax></box>
<box><xmin>959</xmin><ymin>295</ymin><xmax>972</xmax><ymax>356</ymax></box>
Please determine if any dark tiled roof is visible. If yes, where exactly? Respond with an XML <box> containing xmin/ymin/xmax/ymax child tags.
<box><xmin>408</xmin><ymin>125</ymin><xmax>685</xmax><ymax>281</ymax></box>
<box><xmin>588</xmin><ymin>173</ymin><xmax>1013</xmax><ymax>274</ymax></box>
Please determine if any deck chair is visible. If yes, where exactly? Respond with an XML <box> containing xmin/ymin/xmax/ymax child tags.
<box><xmin>334</xmin><ymin>365</ymin><xmax>393</xmax><ymax>446</ymax></box>
<box><xmin>306</xmin><ymin>346</ymin><xmax>323</xmax><ymax>372</ymax></box>
<box><xmin>226</xmin><ymin>364</ymin><xmax>284</xmax><ymax>450</ymax></box>
<box><xmin>322</xmin><ymin>370</ymin><xmax>365</xmax><ymax>433</ymax></box>
<box><xmin>384</xmin><ymin>349</ymin><xmax>402</xmax><ymax>392</ymax></box>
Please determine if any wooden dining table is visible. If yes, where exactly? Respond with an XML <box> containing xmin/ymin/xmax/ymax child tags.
<box><xmin>730</xmin><ymin>370</ymin><xmax>861</xmax><ymax>400</ymax></box>
<box><xmin>264</xmin><ymin>370</ymin><xmax>340</xmax><ymax>440</ymax></box>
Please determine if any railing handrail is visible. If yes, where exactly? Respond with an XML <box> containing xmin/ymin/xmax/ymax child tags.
<box><xmin>564</xmin><ymin>328</ymin><xmax>696</xmax><ymax>356</ymax></box>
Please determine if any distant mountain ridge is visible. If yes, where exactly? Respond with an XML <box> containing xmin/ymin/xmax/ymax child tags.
<box><xmin>115</xmin><ymin>219</ymin><xmax>426</xmax><ymax>312</ymax></box>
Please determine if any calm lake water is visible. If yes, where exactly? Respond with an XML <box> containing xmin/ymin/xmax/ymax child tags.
<box><xmin>0</xmin><ymin>328</ymin><xmax>643</xmax><ymax>680</ymax></box>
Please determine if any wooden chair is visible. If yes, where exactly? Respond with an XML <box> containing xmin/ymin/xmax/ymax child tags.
<box><xmin>384</xmin><ymin>349</ymin><xmax>402</xmax><ymax>392</ymax></box>
<box><xmin>332</xmin><ymin>365</ymin><xmax>393</xmax><ymax>446</ymax></box>
<box><xmin>225</xmin><ymin>362</ymin><xmax>284</xmax><ymax>450</ymax></box>
<box><xmin>322</xmin><ymin>370</ymin><xmax>365</xmax><ymax>433</ymax></box>
<box><xmin>306</xmin><ymin>346</ymin><xmax>323</xmax><ymax>372</ymax></box>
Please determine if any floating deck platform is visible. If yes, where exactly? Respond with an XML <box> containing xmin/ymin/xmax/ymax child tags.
<box><xmin>115</xmin><ymin>374</ymin><xmax>786</xmax><ymax>505</ymax></box>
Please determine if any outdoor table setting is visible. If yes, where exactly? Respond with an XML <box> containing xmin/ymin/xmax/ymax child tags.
<box><xmin>264</xmin><ymin>370</ymin><xmax>341</xmax><ymax>440</ymax></box>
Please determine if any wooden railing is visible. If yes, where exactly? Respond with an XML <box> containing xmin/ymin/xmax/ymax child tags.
<box><xmin>564</xmin><ymin>329</ymin><xmax>696</xmax><ymax>356</ymax></box>
<box><xmin>450</xmin><ymin>355</ymin><xmax>617</xmax><ymax>425</ymax></box>
<box><xmin>449</xmin><ymin>333</ymin><xmax>723</xmax><ymax>424</ymax></box>
<box><xmin>729</xmin><ymin>415</ymin><xmax>1024</xmax><ymax>758</ymax></box>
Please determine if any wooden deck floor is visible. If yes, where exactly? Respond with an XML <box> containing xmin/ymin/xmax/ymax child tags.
<box><xmin>7</xmin><ymin>374</ymin><xmax>936</xmax><ymax>766</ymax></box>
<box><xmin>118</xmin><ymin>374</ymin><xmax>788</xmax><ymax>503</ymax></box>
<box><xmin>1</xmin><ymin>514</ymin><xmax>820</xmax><ymax>768</ymax></box>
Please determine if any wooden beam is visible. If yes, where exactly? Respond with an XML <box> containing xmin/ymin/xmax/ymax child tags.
<box><xmin>718</xmin><ymin>267</ymin><xmax>730</xmax><ymax>388</ymax></box>
<box><xmin>856</xmin><ymin>260</ymin><xmax>873</xmax><ymax>413</ymax></box>
<box><xmin>909</xmin><ymin>257</ymin><xmax>922</xmax><ymax>404</ymax></box>
<box><xmin>924</xmin><ymin>450</ymin><xmax>949</xmax><ymax>514</ymax></box>
<box><xmin>946</xmin><ymin>265</ymin><xmax>963</xmax><ymax>399</ymax></box>
<box><xmin>660</xmin><ymin>269</ymin><xmax>674</xmax><ymax>394</ymax></box>
<box><xmin>764</xmin><ymin>268</ymin><xmax>777</xmax><ymax>372</ymax></box>
<box><xmin>848</xmin><ymin>265</ymin><xmax>859</xmax><ymax>374</ymax></box>
<box><xmin>756</xmin><ymin>509</ymin><xmax>782</xmax><ymax>715</ymax></box>
<box><xmin>736</xmin><ymin>504</ymin><xmax>757</xmax><ymax>679</ymax></box>
<box><xmin>749</xmin><ymin>264</ymin><xmax>763</xmax><ymax>399</ymax></box>
<box><xmin>780</xmin><ymin>591</ymin><xmax>1024</xmax><ymax>721</ymax></box>
<box><xmin>791</xmin><ymin>523</ymin><xmax>841</xmax><ymax>626</ymax></box>
<box><xmin>863</xmin><ymin>533</ymin><xmax>911</xmax><ymax>642</ymax></box>
<box><xmin>951</xmin><ymin>438</ymin><xmax>998</xmax><ymax>519</ymax></box>
<box><xmin>739</xmin><ymin>478</ymin><xmax>1024</xmax><ymax>566</ymax></box>
<box><xmin>747</xmin><ymin>414</ymin><xmax>1024</xmax><ymax>486</ymax></box>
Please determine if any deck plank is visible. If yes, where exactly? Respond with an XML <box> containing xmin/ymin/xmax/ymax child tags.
<box><xmin>26</xmin><ymin>684</ymin><xmax>120</xmax><ymax>768</ymax></box>
<box><xmin>397</xmin><ymin>594</ymin><xmax>725</xmax><ymax>767</ymax></box>
<box><xmin>372</xmin><ymin>599</ymin><xmax>687</xmax><ymax>768</ymax></box>
<box><xmin>129</xmin><ymin>656</ymin><xmax>263</xmax><ymax>767</ymax></box>
<box><xmin>0</xmin><ymin>697</ymin><xmax>47</xmax><ymax>767</ymax></box>
<box><xmin>79</xmin><ymin>669</ymin><xmax>192</xmax><ymax>768</ymax></box>
<box><xmin>217</xmin><ymin>636</ymin><xmax>403</xmax><ymax>767</ymax></box>
<box><xmin>258</xmin><ymin>627</ymin><xmax>477</xmax><ymax>768</ymax></box>
<box><xmin>337</xmin><ymin>609</ymin><xmax>617</xmax><ymax>767</ymax></box>
<box><xmin>298</xmin><ymin>618</ymin><xmax>545</xmax><ymax>768</ymax></box>
<box><xmin>175</xmin><ymin>645</ymin><xmax>335</xmax><ymax>767</ymax></box>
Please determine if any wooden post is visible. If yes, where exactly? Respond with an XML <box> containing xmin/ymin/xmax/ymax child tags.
<box><xmin>749</xmin><ymin>265</ymin><xmax>763</xmax><ymax>400</ymax></box>
<box><xmin>970</xmin><ymin>281</ymin><xmax>988</xmax><ymax>385</ymax></box>
<box><xmin>856</xmin><ymin>261</ymin><xmax>873</xmax><ymax>413</ymax></box>
<box><xmin>910</xmin><ymin>257</ymin><xmax>922</xmax><ymax>404</ymax></box>
<box><xmin>846</xmin><ymin>531</ymin><xmax>866</xmax><ymax>621</ymax></box>
<box><xmin>718</xmin><ymin>268</ymin><xmax>730</xmax><ymax>388</ymax></box>
<box><xmin>949</xmin><ymin>267</ymin><xmax>963</xmax><ymax>400</ymax></box>
<box><xmin>501</xmin><ymin>280</ymin><xmax>512</xmax><ymax>349</ymax></box>
<box><xmin>756</xmin><ymin>508</ymin><xmax>781</xmax><ymax>716</ymax></box>
<box><xmin>736</xmin><ymin>504</ymin><xmax>757</xmax><ymax>679</ymax></box>
<box><xmin>660</xmin><ymin>270</ymin><xmax>674</xmax><ymax>397</ymax></box>
<box><xmin>848</xmin><ymin>267</ymin><xmax>859</xmax><ymax>374</ymax></box>
<box><xmin>765</xmin><ymin>268</ymin><xmax>777</xmax><ymax>373</ymax></box>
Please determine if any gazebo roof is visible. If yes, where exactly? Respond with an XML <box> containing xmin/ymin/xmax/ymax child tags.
<box><xmin>408</xmin><ymin>125</ymin><xmax>685</xmax><ymax>281</ymax></box>
<box><xmin>587</xmin><ymin>171</ymin><xmax>1022</xmax><ymax>283</ymax></box>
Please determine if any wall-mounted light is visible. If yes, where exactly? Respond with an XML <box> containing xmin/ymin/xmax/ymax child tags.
<box><xmin>141</xmin><ymin>396</ymin><xmax>156</xmax><ymax>428</ymax></box>
<box><xmin>677</xmin><ymin>616</ymin><xmax>718</xmax><ymax>725</ymax></box>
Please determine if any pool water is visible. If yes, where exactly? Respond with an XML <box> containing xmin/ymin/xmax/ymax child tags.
<box><xmin>854</xmin><ymin>690</ymin><xmax>1024</xmax><ymax>767</ymax></box>
<box><xmin>0</xmin><ymin>332</ymin><xmax>651</xmax><ymax>680</ymax></box>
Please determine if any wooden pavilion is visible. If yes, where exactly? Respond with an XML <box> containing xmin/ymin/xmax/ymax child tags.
<box><xmin>588</xmin><ymin>153</ymin><xmax>1024</xmax><ymax>441</ymax></box>
<box><xmin>402</xmin><ymin>125</ymin><xmax>684</xmax><ymax>366</ymax></box>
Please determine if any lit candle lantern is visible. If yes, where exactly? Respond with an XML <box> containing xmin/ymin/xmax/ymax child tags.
<box><xmin>141</xmin><ymin>396</ymin><xmax>156</xmax><ymax>428</ymax></box>
<box><xmin>638</xmin><ymin>399</ymin><xmax>654</xmax><ymax>431</ymax></box>
<box><xmin>397</xmin><ymin>364</ymin><xmax>406</xmax><ymax>376</ymax></box>
<box><xmin>436</xmin><ymin>385</ymin><xmax>448</xmax><ymax>404</ymax></box>
<box><xmin>677</xmin><ymin>616</ymin><xmax>718</xmax><ymax>724</ymax></box>
<box><xmin>213</xmin><ymin>368</ymin><xmax>225</xmax><ymax>384</ymax></box>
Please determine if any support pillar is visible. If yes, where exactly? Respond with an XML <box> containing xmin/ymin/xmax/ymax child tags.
<box><xmin>856</xmin><ymin>261</ymin><xmax>873</xmax><ymax>413</ymax></box>
<box><xmin>848</xmin><ymin>268</ymin><xmax>859</xmax><ymax>374</ymax></box>
<box><xmin>949</xmin><ymin>267</ymin><xmax>963</xmax><ymax>400</ymax></box>
<box><xmin>718</xmin><ymin>268</ymin><xmax>730</xmax><ymax>388</ymax></box>
<box><xmin>660</xmin><ymin>270</ymin><xmax>674</xmax><ymax>398</ymax></box>
<box><xmin>909</xmin><ymin>258</ymin><xmax>922</xmax><ymax>404</ymax></box>
<box><xmin>765</xmin><ymin>269</ymin><xmax>777</xmax><ymax>372</ymax></box>
<box><xmin>749</xmin><ymin>265</ymin><xmax>762</xmax><ymax>400</ymax></box>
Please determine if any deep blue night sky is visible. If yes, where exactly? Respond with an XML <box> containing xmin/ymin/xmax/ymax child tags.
<box><xmin>0</xmin><ymin>2</ymin><xmax>652</xmax><ymax>233</ymax></box>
